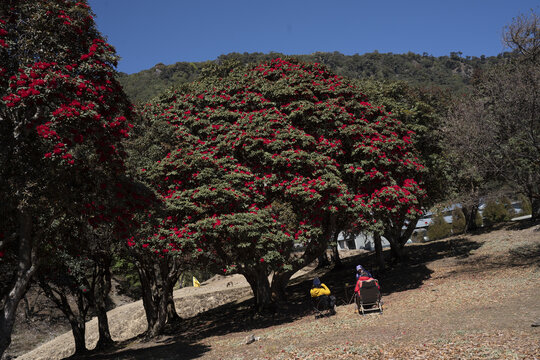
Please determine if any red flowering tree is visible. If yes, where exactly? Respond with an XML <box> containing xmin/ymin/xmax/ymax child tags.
<box><xmin>0</xmin><ymin>1</ymin><xmax>134</xmax><ymax>356</ymax></box>
<box><xmin>141</xmin><ymin>58</ymin><xmax>425</xmax><ymax>310</ymax></box>
<box><xmin>354</xmin><ymin>80</ymin><xmax>448</xmax><ymax>263</ymax></box>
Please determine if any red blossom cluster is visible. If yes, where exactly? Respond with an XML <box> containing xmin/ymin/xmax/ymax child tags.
<box><xmin>2</xmin><ymin>50</ymin><xmax>132</xmax><ymax>166</ymax></box>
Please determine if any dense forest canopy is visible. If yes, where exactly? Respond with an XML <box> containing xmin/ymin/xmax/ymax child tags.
<box><xmin>118</xmin><ymin>51</ymin><xmax>514</xmax><ymax>103</ymax></box>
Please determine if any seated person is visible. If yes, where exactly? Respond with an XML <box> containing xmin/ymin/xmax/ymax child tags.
<box><xmin>354</xmin><ymin>272</ymin><xmax>380</xmax><ymax>293</ymax></box>
<box><xmin>310</xmin><ymin>277</ymin><xmax>336</xmax><ymax>315</ymax></box>
<box><xmin>355</xmin><ymin>264</ymin><xmax>372</xmax><ymax>280</ymax></box>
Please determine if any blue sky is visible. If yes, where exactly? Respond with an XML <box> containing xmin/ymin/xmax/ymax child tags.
<box><xmin>88</xmin><ymin>0</ymin><xmax>539</xmax><ymax>74</ymax></box>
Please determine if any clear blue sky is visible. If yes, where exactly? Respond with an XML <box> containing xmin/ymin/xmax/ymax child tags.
<box><xmin>88</xmin><ymin>0</ymin><xmax>539</xmax><ymax>74</ymax></box>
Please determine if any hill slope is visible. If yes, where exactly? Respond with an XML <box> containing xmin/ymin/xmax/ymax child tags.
<box><xmin>16</xmin><ymin>223</ymin><xmax>540</xmax><ymax>359</ymax></box>
<box><xmin>117</xmin><ymin>51</ymin><xmax>512</xmax><ymax>103</ymax></box>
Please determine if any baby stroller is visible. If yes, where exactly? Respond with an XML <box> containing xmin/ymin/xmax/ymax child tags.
<box><xmin>355</xmin><ymin>279</ymin><xmax>382</xmax><ymax>315</ymax></box>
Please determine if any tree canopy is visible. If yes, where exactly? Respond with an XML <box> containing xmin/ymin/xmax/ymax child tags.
<box><xmin>139</xmin><ymin>58</ymin><xmax>425</xmax><ymax>308</ymax></box>
<box><xmin>0</xmin><ymin>0</ymin><xmax>134</xmax><ymax>356</ymax></box>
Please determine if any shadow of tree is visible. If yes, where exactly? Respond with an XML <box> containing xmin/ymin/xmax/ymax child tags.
<box><xmin>506</xmin><ymin>218</ymin><xmax>539</xmax><ymax>231</ymax></box>
<box><xmin>72</xmin><ymin>339</ymin><xmax>210</xmax><ymax>360</ymax></box>
<box><xmin>69</xmin><ymin>235</ymin><xmax>494</xmax><ymax>359</ymax></box>
<box><xmin>508</xmin><ymin>242</ymin><xmax>540</xmax><ymax>267</ymax></box>
<box><xmin>330</xmin><ymin>237</ymin><xmax>483</xmax><ymax>297</ymax></box>
<box><xmin>160</xmin><ymin>237</ymin><xmax>482</xmax><ymax>342</ymax></box>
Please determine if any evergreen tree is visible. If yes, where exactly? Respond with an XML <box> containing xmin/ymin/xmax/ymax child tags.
<box><xmin>426</xmin><ymin>212</ymin><xmax>452</xmax><ymax>240</ymax></box>
<box><xmin>0</xmin><ymin>1</ymin><xmax>134</xmax><ymax>356</ymax></box>
<box><xmin>140</xmin><ymin>58</ymin><xmax>425</xmax><ymax>310</ymax></box>
<box><xmin>451</xmin><ymin>208</ymin><xmax>466</xmax><ymax>234</ymax></box>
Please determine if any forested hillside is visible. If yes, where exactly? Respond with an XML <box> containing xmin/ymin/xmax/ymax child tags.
<box><xmin>118</xmin><ymin>51</ymin><xmax>513</xmax><ymax>103</ymax></box>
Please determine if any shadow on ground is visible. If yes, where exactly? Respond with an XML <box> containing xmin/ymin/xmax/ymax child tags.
<box><xmin>73</xmin><ymin>339</ymin><xmax>210</xmax><ymax>360</ymax></box>
<box><xmin>70</xmin><ymin>235</ymin><xmax>492</xmax><ymax>359</ymax></box>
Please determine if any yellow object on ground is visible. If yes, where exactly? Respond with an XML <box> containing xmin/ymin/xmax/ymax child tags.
<box><xmin>193</xmin><ymin>276</ymin><xmax>200</xmax><ymax>287</ymax></box>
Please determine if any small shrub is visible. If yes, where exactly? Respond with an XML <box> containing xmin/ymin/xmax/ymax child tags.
<box><xmin>500</xmin><ymin>196</ymin><xmax>516</xmax><ymax>218</ymax></box>
<box><xmin>427</xmin><ymin>212</ymin><xmax>452</xmax><ymax>240</ymax></box>
<box><xmin>451</xmin><ymin>208</ymin><xmax>466</xmax><ymax>234</ymax></box>
<box><xmin>518</xmin><ymin>194</ymin><xmax>532</xmax><ymax>215</ymax></box>
<box><xmin>483</xmin><ymin>200</ymin><xmax>510</xmax><ymax>226</ymax></box>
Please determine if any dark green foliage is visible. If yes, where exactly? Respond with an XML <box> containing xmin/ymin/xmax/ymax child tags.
<box><xmin>451</xmin><ymin>208</ymin><xmax>466</xmax><ymax>234</ymax></box>
<box><xmin>118</xmin><ymin>61</ymin><xmax>208</xmax><ymax>104</ymax></box>
<box><xmin>111</xmin><ymin>257</ymin><xmax>141</xmax><ymax>299</ymax></box>
<box><xmin>483</xmin><ymin>200</ymin><xmax>511</xmax><ymax>226</ymax></box>
<box><xmin>426</xmin><ymin>212</ymin><xmax>452</xmax><ymax>241</ymax></box>
<box><xmin>118</xmin><ymin>51</ymin><xmax>513</xmax><ymax>104</ymax></box>
<box><xmin>519</xmin><ymin>194</ymin><xmax>532</xmax><ymax>215</ymax></box>
<box><xmin>500</xmin><ymin>197</ymin><xmax>516</xmax><ymax>218</ymax></box>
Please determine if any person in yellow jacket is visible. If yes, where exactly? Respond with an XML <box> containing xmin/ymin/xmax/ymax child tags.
<box><xmin>310</xmin><ymin>277</ymin><xmax>336</xmax><ymax>315</ymax></box>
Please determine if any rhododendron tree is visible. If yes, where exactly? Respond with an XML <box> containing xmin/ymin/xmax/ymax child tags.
<box><xmin>354</xmin><ymin>80</ymin><xmax>449</xmax><ymax>262</ymax></box>
<box><xmin>0</xmin><ymin>1</ymin><xmax>134</xmax><ymax>356</ymax></box>
<box><xmin>141</xmin><ymin>58</ymin><xmax>425</xmax><ymax>310</ymax></box>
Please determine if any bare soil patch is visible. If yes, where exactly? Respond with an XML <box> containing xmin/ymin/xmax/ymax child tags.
<box><xmin>12</xmin><ymin>222</ymin><xmax>540</xmax><ymax>359</ymax></box>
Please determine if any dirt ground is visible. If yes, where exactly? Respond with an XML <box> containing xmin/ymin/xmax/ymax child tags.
<box><xmin>12</xmin><ymin>222</ymin><xmax>540</xmax><ymax>360</ymax></box>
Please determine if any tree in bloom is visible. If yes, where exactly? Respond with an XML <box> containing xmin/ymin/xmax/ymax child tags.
<box><xmin>354</xmin><ymin>80</ymin><xmax>449</xmax><ymax>263</ymax></box>
<box><xmin>0</xmin><ymin>1</ymin><xmax>134</xmax><ymax>356</ymax></box>
<box><xmin>141</xmin><ymin>58</ymin><xmax>425</xmax><ymax>310</ymax></box>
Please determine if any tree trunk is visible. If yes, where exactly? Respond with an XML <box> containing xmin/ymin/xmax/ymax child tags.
<box><xmin>94</xmin><ymin>259</ymin><xmax>113</xmax><ymax>349</ymax></box>
<box><xmin>69</xmin><ymin>320</ymin><xmax>87</xmax><ymax>355</ymax></box>
<box><xmin>137</xmin><ymin>262</ymin><xmax>156</xmax><ymax>331</ymax></box>
<box><xmin>316</xmin><ymin>252</ymin><xmax>330</xmax><ymax>268</ymax></box>
<box><xmin>135</xmin><ymin>255</ymin><xmax>180</xmax><ymax>337</ymax></box>
<box><xmin>330</xmin><ymin>243</ymin><xmax>343</xmax><ymax>269</ymax></box>
<box><xmin>270</xmin><ymin>214</ymin><xmax>337</xmax><ymax>303</ymax></box>
<box><xmin>147</xmin><ymin>295</ymin><xmax>168</xmax><ymax>338</ymax></box>
<box><xmin>373</xmin><ymin>233</ymin><xmax>385</xmax><ymax>272</ymax></box>
<box><xmin>463</xmin><ymin>205</ymin><xmax>480</xmax><ymax>232</ymax></box>
<box><xmin>163</xmin><ymin>259</ymin><xmax>181</xmax><ymax>324</ymax></box>
<box><xmin>39</xmin><ymin>281</ymin><xmax>90</xmax><ymax>355</ymax></box>
<box><xmin>385</xmin><ymin>217</ymin><xmax>418</xmax><ymax>264</ymax></box>
<box><xmin>95</xmin><ymin>304</ymin><xmax>112</xmax><ymax>349</ymax></box>
<box><xmin>389</xmin><ymin>240</ymin><xmax>405</xmax><ymax>262</ymax></box>
<box><xmin>531</xmin><ymin>196</ymin><xmax>540</xmax><ymax>222</ymax></box>
<box><xmin>0</xmin><ymin>210</ymin><xmax>37</xmax><ymax>359</ymax></box>
<box><xmin>243</xmin><ymin>266</ymin><xmax>272</xmax><ymax>312</ymax></box>
<box><xmin>329</xmin><ymin>231</ymin><xmax>342</xmax><ymax>269</ymax></box>
<box><xmin>166</xmin><ymin>290</ymin><xmax>180</xmax><ymax>323</ymax></box>
<box><xmin>270</xmin><ymin>270</ymin><xmax>291</xmax><ymax>303</ymax></box>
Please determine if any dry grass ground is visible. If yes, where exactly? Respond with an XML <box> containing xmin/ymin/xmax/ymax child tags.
<box><xmin>12</xmin><ymin>221</ymin><xmax>540</xmax><ymax>360</ymax></box>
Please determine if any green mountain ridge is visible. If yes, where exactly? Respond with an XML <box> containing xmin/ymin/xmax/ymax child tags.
<box><xmin>118</xmin><ymin>51</ymin><xmax>513</xmax><ymax>103</ymax></box>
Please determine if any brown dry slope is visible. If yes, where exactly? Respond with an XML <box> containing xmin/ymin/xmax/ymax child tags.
<box><xmin>17</xmin><ymin>223</ymin><xmax>540</xmax><ymax>360</ymax></box>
